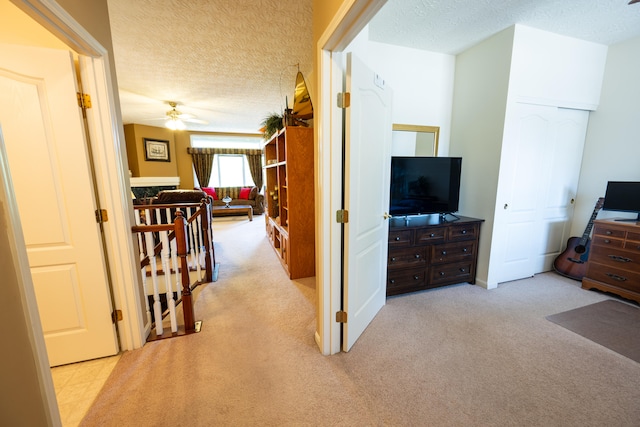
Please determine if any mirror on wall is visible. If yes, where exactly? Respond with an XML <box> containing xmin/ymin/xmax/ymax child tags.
<box><xmin>391</xmin><ymin>124</ymin><xmax>439</xmax><ymax>157</ymax></box>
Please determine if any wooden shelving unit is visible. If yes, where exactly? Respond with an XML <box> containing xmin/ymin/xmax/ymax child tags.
<box><xmin>263</xmin><ymin>126</ymin><xmax>315</xmax><ymax>279</ymax></box>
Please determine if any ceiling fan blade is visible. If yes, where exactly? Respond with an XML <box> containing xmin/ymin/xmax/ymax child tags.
<box><xmin>183</xmin><ymin>118</ymin><xmax>208</xmax><ymax>125</ymax></box>
<box><xmin>630</xmin><ymin>0</ymin><xmax>640</xmax><ymax>4</ymax></box>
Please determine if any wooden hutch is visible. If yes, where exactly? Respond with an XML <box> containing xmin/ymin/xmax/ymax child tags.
<box><xmin>263</xmin><ymin>126</ymin><xmax>315</xmax><ymax>279</ymax></box>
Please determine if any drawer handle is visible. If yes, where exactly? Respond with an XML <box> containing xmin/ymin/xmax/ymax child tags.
<box><xmin>605</xmin><ymin>273</ymin><xmax>627</xmax><ymax>282</ymax></box>
<box><xmin>391</xmin><ymin>257</ymin><xmax>397</xmax><ymax>262</ymax></box>
<box><xmin>441</xmin><ymin>251</ymin><xmax>447</xmax><ymax>255</ymax></box>
<box><xmin>414</xmin><ymin>254</ymin><xmax>421</xmax><ymax>259</ymax></box>
<box><xmin>389</xmin><ymin>279</ymin><xmax>395</xmax><ymax>284</ymax></box>
<box><xmin>460</xmin><ymin>268</ymin><xmax>466</xmax><ymax>273</ymax></box>
<box><xmin>461</xmin><ymin>230</ymin><xmax>467</xmax><ymax>234</ymax></box>
<box><xmin>413</xmin><ymin>275</ymin><xmax>420</xmax><ymax>280</ymax></box>
<box><xmin>603</xmin><ymin>239</ymin><xmax>611</xmax><ymax>244</ymax></box>
<box><xmin>606</xmin><ymin>230</ymin><xmax>613</xmax><ymax>235</ymax></box>
<box><xmin>462</xmin><ymin>248</ymin><xmax>468</xmax><ymax>253</ymax></box>
<box><xmin>608</xmin><ymin>255</ymin><xmax>632</xmax><ymax>263</ymax></box>
<box><xmin>395</xmin><ymin>236</ymin><xmax>401</xmax><ymax>241</ymax></box>
<box><xmin>439</xmin><ymin>272</ymin><xmax>445</xmax><ymax>276</ymax></box>
<box><xmin>430</xmin><ymin>233</ymin><xmax>435</xmax><ymax>237</ymax></box>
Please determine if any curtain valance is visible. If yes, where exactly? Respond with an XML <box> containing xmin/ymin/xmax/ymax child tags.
<box><xmin>187</xmin><ymin>147</ymin><xmax>262</xmax><ymax>155</ymax></box>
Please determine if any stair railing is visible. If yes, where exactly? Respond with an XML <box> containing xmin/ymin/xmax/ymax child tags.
<box><xmin>132</xmin><ymin>197</ymin><xmax>217</xmax><ymax>339</ymax></box>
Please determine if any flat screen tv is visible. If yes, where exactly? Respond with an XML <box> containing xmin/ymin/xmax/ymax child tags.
<box><xmin>389</xmin><ymin>156</ymin><xmax>462</xmax><ymax>217</ymax></box>
<box><xmin>602</xmin><ymin>181</ymin><xmax>640</xmax><ymax>221</ymax></box>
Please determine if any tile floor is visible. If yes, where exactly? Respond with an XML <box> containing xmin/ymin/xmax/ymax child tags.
<box><xmin>50</xmin><ymin>354</ymin><xmax>120</xmax><ymax>426</ymax></box>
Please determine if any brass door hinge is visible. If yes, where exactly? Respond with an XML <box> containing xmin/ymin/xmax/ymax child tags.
<box><xmin>336</xmin><ymin>209</ymin><xmax>349</xmax><ymax>223</ymax></box>
<box><xmin>95</xmin><ymin>209</ymin><xmax>108</xmax><ymax>223</ymax></box>
<box><xmin>77</xmin><ymin>92</ymin><xmax>92</xmax><ymax>109</ymax></box>
<box><xmin>336</xmin><ymin>311</ymin><xmax>348</xmax><ymax>323</ymax></box>
<box><xmin>337</xmin><ymin>92</ymin><xmax>350</xmax><ymax>109</ymax></box>
<box><xmin>111</xmin><ymin>309</ymin><xmax>122</xmax><ymax>323</ymax></box>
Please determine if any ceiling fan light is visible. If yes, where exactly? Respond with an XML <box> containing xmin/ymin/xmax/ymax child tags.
<box><xmin>165</xmin><ymin>118</ymin><xmax>185</xmax><ymax>130</ymax></box>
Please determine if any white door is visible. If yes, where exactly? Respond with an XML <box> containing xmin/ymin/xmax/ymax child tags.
<box><xmin>491</xmin><ymin>103</ymin><xmax>588</xmax><ymax>284</ymax></box>
<box><xmin>0</xmin><ymin>44</ymin><xmax>119</xmax><ymax>366</ymax></box>
<box><xmin>342</xmin><ymin>53</ymin><xmax>392</xmax><ymax>351</ymax></box>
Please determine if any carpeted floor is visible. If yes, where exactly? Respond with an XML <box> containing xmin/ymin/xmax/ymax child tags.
<box><xmin>80</xmin><ymin>217</ymin><xmax>640</xmax><ymax>426</ymax></box>
<box><xmin>546</xmin><ymin>299</ymin><xmax>640</xmax><ymax>363</ymax></box>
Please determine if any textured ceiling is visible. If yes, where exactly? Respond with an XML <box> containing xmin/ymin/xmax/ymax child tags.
<box><xmin>107</xmin><ymin>0</ymin><xmax>313</xmax><ymax>134</ymax></box>
<box><xmin>108</xmin><ymin>0</ymin><xmax>640</xmax><ymax>134</ymax></box>
<box><xmin>369</xmin><ymin>0</ymin><xmax>640</xmax><ymax>54</ymax></box>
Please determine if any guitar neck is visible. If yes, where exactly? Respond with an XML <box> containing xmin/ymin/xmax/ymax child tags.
<box><xmin>580</xmin><ymin>198</ymin><xmax>604</xmax><ymax>243</ymax></box>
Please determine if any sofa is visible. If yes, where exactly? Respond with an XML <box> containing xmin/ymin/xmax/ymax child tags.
<box><xmin>200</xmin><ymin>186</ymin><xmax>265</xmax><ymax>215</ymax></box>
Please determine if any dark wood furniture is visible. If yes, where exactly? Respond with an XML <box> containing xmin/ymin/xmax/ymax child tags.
<box><xmin>263</xmin><ymin>126</ymin><xmax>315</xmax><ymax>279</ymax></box>
<box><xmin>387</xmin><ymin>215</ymin><xmax>483</xmax><ymax>296</ymax></box>
<box><xmin>582</xmin><ymin>219</ymin><xmax>640</xmax><ymax>304</ymax></box>
<box><xmin>212</xmin><ymin>204</ymin><xmax>253</xmax><ymax>221</ymax></box>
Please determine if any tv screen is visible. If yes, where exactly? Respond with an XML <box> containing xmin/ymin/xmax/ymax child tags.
<box><xmin>603</xmin><ymin>181</ymin><xmax>640</xmax><ymax>221</ymax></box>
<box><xmin>389</xmin><ymin>156</ymin><xmax>462</xmax><ymax>216</ymax></box>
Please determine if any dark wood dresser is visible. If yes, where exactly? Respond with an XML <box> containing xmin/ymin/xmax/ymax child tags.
<box><xmin>582</xmin><ymin>219</ymin><xmax>640</xmax><ymax>303</ymax></box>
<box><xmin>387</xmin><ymin>215</ymin><xmax>483</xmax><ymax>297</ymax></box>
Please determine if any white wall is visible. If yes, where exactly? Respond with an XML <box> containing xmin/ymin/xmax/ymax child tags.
<box><xmin>345</xmin><ymin>26</ymin><xmax>456</xmax><ymax>153</ymax></box>
<box><xmin>449</xmin><ymin>27</ymin><xmax>515</xmax><ymax>287</ymax></box>
<box><xmin>573</xmin><ymin>35</ymin><xmax>640</xmax><ymax>230</ymax></box>
<box><xmin>510</xmin><ymin>25</ymin><xmax>607</xmax><ymax>110</ymax></box>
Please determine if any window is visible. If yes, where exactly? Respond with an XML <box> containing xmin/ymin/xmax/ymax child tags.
<box><xmin>208</xmin><ymin>154</ymin><xmax>255</xmax><ymax>187</ymax></box>
<box><xmin>190</xmin><ymin>133</ymin><xmax>262</xmax><ymax>188</ymax></box>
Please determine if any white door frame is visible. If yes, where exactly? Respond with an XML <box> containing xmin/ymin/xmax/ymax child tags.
<box><xmin>315</xmin><ymin>0</ymin><xmax>387</xmax><ymax>355</ymax></box>
<box><xmin>10</xmin><ymin>1</ymin><xmax>145</xmax><ymax>350</ymax></box>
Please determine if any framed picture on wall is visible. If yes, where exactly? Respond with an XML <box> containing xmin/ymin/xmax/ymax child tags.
<box><xmin>144</xmin><ymin>138</ymin><xmax>170</xmax><ymax>162</ymax></box>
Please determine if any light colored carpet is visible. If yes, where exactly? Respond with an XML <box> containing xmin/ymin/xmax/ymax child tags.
<box><xmin>81</xmin><ymin>217</ymin><xmax>640</xmax><ymax>426</ymax></box>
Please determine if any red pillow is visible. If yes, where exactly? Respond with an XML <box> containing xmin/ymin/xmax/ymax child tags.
<box><xmin>201</xmin><ymin>187</ymin><xmax>218</xmax><ymax>200</ymax></box>
<box><xmin>239</xmin><ymin>187</ymin><xmax>251</xmax><ymax>199</ymax></box>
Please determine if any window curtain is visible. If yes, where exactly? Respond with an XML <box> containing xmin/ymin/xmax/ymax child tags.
<box><xmin>187</xmin><ymin>147</ymin><xmax>263</xmax><ymax>189</ymax></box>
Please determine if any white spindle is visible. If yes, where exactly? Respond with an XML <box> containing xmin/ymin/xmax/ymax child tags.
<box><xmin>160</xmin><ymin>228</ymin><xmax>177</xmax><ymax>333</ymax></box>
<box><xmin>148</xmin><ymin>209</ymin><xmax>163</xmax><ymax>336</ymax></box>
<box><xmin>170</xmin><ymin>235</ymin><xmax>182</xmax><ymax>302</ymax></box>
<box><xmin>135</xmin><ymin>210</ymin><xmax>152</xmax><ymax>325</ymax></box>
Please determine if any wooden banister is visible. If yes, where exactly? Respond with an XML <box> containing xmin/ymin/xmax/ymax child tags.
<box><xmin>131</xmin><ymin>197</ymin><xmax>217</xmax><ymax>340</ymax></box>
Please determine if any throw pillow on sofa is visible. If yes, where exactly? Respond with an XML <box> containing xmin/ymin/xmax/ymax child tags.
<box><xmin>239</xmin><ymin>187</ymin><xmax>252</xmax><ymax>199</ymax></box>
<box><xmin>201</xmin><ymin>187</ymin><xmax>218</xmax><ymax>200</ymax></box>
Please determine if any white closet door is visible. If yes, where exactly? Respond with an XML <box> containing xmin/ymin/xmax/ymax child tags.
<box><xmin>490</xmin><ymin>103</ymin><xmax>588</xmax><ymax>285</ymax></box>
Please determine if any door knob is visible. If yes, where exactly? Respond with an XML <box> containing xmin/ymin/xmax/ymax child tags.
<box><xmin>383</xmin><ymin>212</ymin><xmax>392</xmax><ymax>219</ymax></box>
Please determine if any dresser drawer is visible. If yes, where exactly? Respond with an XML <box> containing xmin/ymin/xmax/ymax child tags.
<box><xmin>389</xmin><ymin>229</ymin><xmax>412</xmax><ymax>247</ymax></box>
<box><xmin>388</xmin><ymin>247</ymin><xmax>427</xmax><ymax>269</ymax></box>
<box><xmin>624</xmin><ymin>238</ymin><xmax>640</xmax><ymax>254</ymax></box>
<box><xmin>429</xmin><ymin>262</ymin><xmax>473</xmax><ymax>285</ymax></box>
<box><xmin>592</xmin><ymin>235</ymin><xmax>624</xmax><ymax>249</ymax></box>
<box><xmin>585</xmin><ymin>262</ymin><xmax>640</xmax><ymax>293</ymax></box>
<box><xmin>415</xmin><ymin>227</ymin><xmax>446</xmax><ymax>245</ymax></box>
<box><xmin>627</xmin><ymin>231</ymin><xmax>640</xmax><ymax>242</ymax></box>
<box><xmin>430</xmin><ymin>241</ymin><xmax>476</xmax><ymax>264</ymax></box>
<box><xmin>448</xmin><ymin>223</ymin><xmax>478</xmax><ymax>241</ymax></box>
<box><xmin>589</xmin><ymin>247</ymin><xmax>640</xmax><ymax>272</ymax></box>
<box><xmin>593</xmin><ymin>224</ymin><xmax>626</xmax><ymax>239</ymax></box>
<box><xmin>387</xmin><ymin>267</ymin><xmax>426</xmax><ymax>295</ymax></box>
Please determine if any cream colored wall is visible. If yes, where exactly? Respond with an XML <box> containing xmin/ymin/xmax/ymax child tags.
<box><xmin>1</xmin><ymin>1</ymin><xmax>130</xmax><ymax>424</ymax></box>
<box><xmin>572</xmin><ymin>35</ymin><xmax>640</xmax><ymax>230</ymax></box>
<box><xmin>0</xmin><ymin>2</ymin><xmax>67</xmax><ymax>49</ymax></box>
<box><xmin>449</xmin><ymin>27</ymin><xmax>515</xmax><ymax>287</ymax></box>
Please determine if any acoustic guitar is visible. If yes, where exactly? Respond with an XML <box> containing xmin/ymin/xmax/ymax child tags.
<box><xmin>552</xmin><ymin>197</ymin><xmax>605</xmax><ymax>281</ymax></box>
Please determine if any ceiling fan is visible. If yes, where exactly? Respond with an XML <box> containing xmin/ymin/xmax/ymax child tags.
<box><xmin>164</xmin><ymin>101</ymin><xmax>208</xmax><ymax>130</ymax></box>
<box><xmin>630</xmin><ymin>0</ymin><xmax>640</xmax><ymax>4</ymax></box>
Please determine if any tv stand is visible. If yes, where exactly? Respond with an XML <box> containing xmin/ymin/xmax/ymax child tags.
<box><xmin>387</xmin><ymin>215</ymin><xmax>484</xmax><ymax>296</ymax></box>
